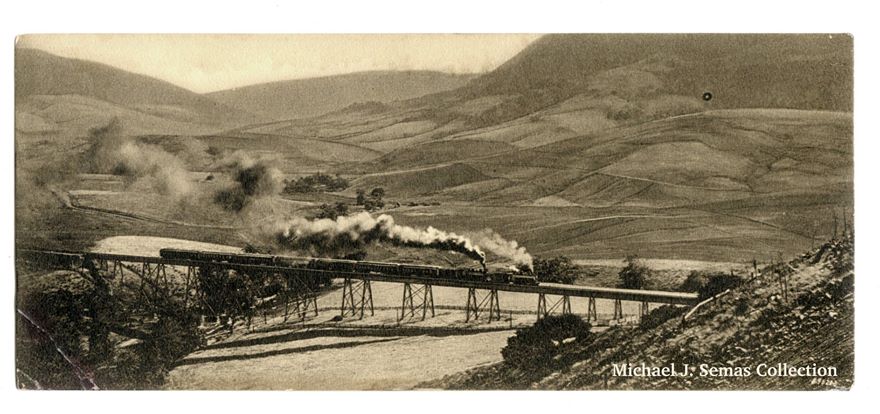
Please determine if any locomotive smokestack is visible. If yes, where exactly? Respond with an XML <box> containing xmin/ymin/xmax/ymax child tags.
<box><xmin>468</xmin><ymin>229</ymin><xmax>534</xmax><ymax>271</ymax></box>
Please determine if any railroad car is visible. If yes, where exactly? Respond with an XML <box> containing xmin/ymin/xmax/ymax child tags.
<box><xmin>274</xmin><ymin>255</ymin><xmax>312</xmax><ymax>268</ymax></box>
<box><xmin>310</xmin><ymin>258</ymin><xmax>358</xmax><ymax>273</ymax></box>
<box><xmin>355</xmin><ymin>261</ymin><xmax>400</xmax><ymax>274</ymax></box>
<box><xmin>158</xmin><ymin>248</ymin><xmax>539</xmax><ymax>286</ymax></box>
<box><xmin>510</xmin><ymin>273</ymin><xmax>539</xmax><ymax>286</ymax></box>
<box><xmin>159</xmin><ymin>248</ymin><xmax>277</xmax><ymax>266</ymax></box>
<box><xmin>223</xmin><ymin>252</ymin><xmax>276</xmax><ymax>266</ymax></box>
<box><xmin>399</xmin><ymin>263</ymin><xmax>442</xmax><ymax>278</ymax></box>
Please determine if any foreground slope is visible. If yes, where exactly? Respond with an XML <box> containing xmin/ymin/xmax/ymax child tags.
<box><xmin>426</xmin><ymin>236</ymin><xmax>854</xmax><ymax>390</ymax></box>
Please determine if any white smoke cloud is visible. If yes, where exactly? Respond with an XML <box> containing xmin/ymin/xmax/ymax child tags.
<box><xmin>115</xmin><ymin>141</ymin><xmax>193</xmax><ymax>199</ymax></box>
<box><xmin>266</xmin><ymin>212</ymin><xmax>487</xmax><ymax>265</ymax></box>
<box><xmin>84</xmin><ymin>118</ymin><xmax>194</xmax><ymax>200</ymax></box>
<box><xmin>468</xmin><ymin>229</ymin><xmax>534</xmax><ymax>270</ymax></box>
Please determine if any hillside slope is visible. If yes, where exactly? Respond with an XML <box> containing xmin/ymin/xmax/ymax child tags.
<box><xmin>343</xmin><ymin>110</ymin><xmax>852</xmax><ymax>208</ymax></box>
<box><xmin>468</xmin><ymin>34</ymin><xmax>852</xmax><ymax>112</ymax></box>
<box><xmin>15</xmin><ymin>48</ymin><xmax>260</xmax><ymax>136</ymax></box>
<box><xmin>208</xmin><ymin>71</ymin><xmax>475</xmax><ymax>121</ymax></box>
<box><xmin>238</xmin><ymin>34</ymin><xmax>851</xmax><ymax>166</ymax></box>
<box><xmin>425</xmin><ymin>236</ymin><xmax>854</xmax><ymax>390</ymax></box>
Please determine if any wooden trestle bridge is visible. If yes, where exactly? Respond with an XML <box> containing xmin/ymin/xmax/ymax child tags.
<box><xmin>17</xmin><ymin>249</ymin><xmax>699</xmax><ymax>326</ymax></box>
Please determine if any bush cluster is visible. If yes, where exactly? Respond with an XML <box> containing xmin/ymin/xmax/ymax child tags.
<box><xmin>284</xmin><ymin>173</ymin><xmax>349</xmax><ymax>193</ymax></box>
<box><xmin>501</xmin><ymin>314</ymin><xmax>593</xmax><ymax>369</ymax></box>
<box><xmin>356</xmin><ymin>187</ymin><xmax>386</xmax><ymax>211</ymax></box>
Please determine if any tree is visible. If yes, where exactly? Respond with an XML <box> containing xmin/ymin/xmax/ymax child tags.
<box><xmin>370</xmin><ymin>187</ymin><xmax>385</xmax><ymax>198</ymax></box>
<box><xmin>618</xmin><ymin>255</ymin><xmax>651</xmax><ymax>289</ymax></box>
<box><xmin>283</xmin><ymin>173</ymin><xmax>349</xmax><ymax>194</ymax></box>
<box><xmin>532</xmin><ymin>256</ymin><xmax>578</xmax><ymax>284</ymax></box>
<box><xmin>363</xmin><ymin>197</ymin><xmax>384</xmax><ymax>212</ymax></box>
<box><xmin>355</xmin><ymin>189</ymin><xmax>366</xmax><ymax>205</ymax></box>
<box><xmin>197</xmin><ymin>267</ymin><xmax>255</xmax><ymax>326</ymax></box>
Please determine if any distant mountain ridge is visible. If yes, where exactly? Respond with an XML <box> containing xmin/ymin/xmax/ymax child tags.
<box><xmin>208</xmin><ymin>71</ymin><xmax>477</xmax><ymax>121</ymax></box>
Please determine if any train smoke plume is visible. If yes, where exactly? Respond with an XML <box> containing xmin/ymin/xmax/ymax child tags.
<box><xmin>266</xmin><ymin>212</ymin><xmax>486</xmax><ymax>266</ymax></box>
<box><xmin>213</xmin><ymin>152</ymin><xmax>283</xmax><ymax>212</ymax></box>
<box><xmin>83</xmin><ymin>118</ymin><xmax>192</xmax><ymax>198</ymax></box>
<box><xmin>469</xmin><ymin>229</ymin><xmax>534</xmax><ymax>271</ymax></box>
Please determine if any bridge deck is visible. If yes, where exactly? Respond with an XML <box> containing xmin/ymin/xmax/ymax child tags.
<box><xmin>17</xmin><ymin>249</ymin><xmax>699</xmax><ymax>305</ymax></box>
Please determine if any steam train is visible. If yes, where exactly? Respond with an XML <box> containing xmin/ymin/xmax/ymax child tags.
<box><xmin>158</xmin><ymin>248</ymin><xmax>538</xmax><ymax>285</ymax></box>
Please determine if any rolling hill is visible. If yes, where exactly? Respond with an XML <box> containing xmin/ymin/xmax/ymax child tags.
<box><xmin>240</xmin><ymin>34</ymin><xmax>851</xmax><ymax>156</ymax></box>
<box><xmin>466</xmin><ymin>34</ymin><xmax>852</xmax><ymax>111</ymax></box>
<box><xmin>339</xmin><ymin>109</ymin><xmax>851</xmax><ymax>263</ymax></box>
<box><xmin>15</xmin><ymin>48</ymin><xmax>262</xmax><ymax>137</ymax></box>
<box><xmin>207</xmin><ymin>71</ymin><xmax>476</xmax><ymax>121</ymax></box>
<box><xmin>354</xmin><ymin>109</ymin><xmax>852</xmax><ymax>206</ymax></box>
<box><xmin>213</xmin><ymin>36</ymin><xmax>851</xmax><ymax>263</ymax></box>
<box><xmin>14</xmin><ymin>35</ymin><xmax>854</xmax><ymax>263</ymax></box>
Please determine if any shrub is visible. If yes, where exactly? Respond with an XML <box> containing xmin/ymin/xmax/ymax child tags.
<box><xmin>618</xmin><ymin>255</ymin><xmax>651</xmax><ymax>289</ymax></box>
<box><xmin>16</xmin><ymin>265</ymin><xmax>202</xmax><ymax>389</ymax></box>
<box><xmin>314</xmin><ymin>202</ymin><xmax>349</xmax><ymax>220</ymax></box>
<box><xmin>363</xmin><ymin>197</ymin><xmax>385</xmax><ymax>212</ymax></box>
<box><xmin>639</xmin><ymin>305</ymin><xmax>687</xmax><ymax>330</ymax></box>
<box><xmin>501</xmin><ymin>314</ymin><xmax>593</xmax><ymax>369</ymax></box>
<box><xmin>680</xmin><ymin>271</ymin><xmax>745</xmax><ymax>300</ymax></box>
<box><xmin>734</xmin><ymin>296</ymin><xmax>751</xmax><ymax>316</ymax></box>
<box><xmin>355</xmin><ymin>187</ymin><xmax>386</xmax><ymax>211</ymax></box>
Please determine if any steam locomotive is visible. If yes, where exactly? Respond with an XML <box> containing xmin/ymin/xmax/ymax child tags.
<box><xmin>158</xmin><ymin>248</ymin><xmax>538</xmax><ymax>285</ymax></box>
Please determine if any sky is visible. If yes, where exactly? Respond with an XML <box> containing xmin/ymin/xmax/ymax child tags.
<box><xmin>17</xmin><ymin>34</ymin><xmax>542</xmax><ymax>93</ymax></box>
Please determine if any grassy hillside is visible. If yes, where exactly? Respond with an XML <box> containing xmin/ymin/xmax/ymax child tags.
<box><xmin>15</xmin><ymin>95</ymin><xmax>228</xmax><ymax>138</ymax></box>
<box><xmin>468</xmin><ymin>34</ymin><xmax>851</xmax><ymax>112</ymax></box>
<box><xmin>15</xmin><ymin>48</ymin><xmax>259</xmax><ymax>128</ymax></box>
<box><xmin>423</xmin><ymin>236</ymin><xmax>854</xmax><ymax>390</ymax></box>
<box><xmin>341</xmin><ymin>110</ymin><xmax>851</xmax><ymax>207</ymax></box>
<box><xmin>208</xmin><ymin>71</ymin><xmax>475</xmax><ymax>121</ymax></box>
<box><xmin>15</xmin><ymin>35</ymin><xmax>853</xmax><ymax>266</ymax></box>
<box><xmin>237</xmin><ymin>35</ymin><xmax>850</xmax><ymax>172</ymax></box>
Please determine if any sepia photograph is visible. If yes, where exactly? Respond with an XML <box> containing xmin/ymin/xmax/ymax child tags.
<box><xmin>13</xmin><ymin>32</ymin><xmax>854</xmax><ymax>391</ymax></box>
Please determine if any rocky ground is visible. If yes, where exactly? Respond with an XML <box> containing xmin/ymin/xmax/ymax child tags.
<box><xmin>424</xmin><ymin>235</ymin><xmax>854</xmax><ymax>390</ymax></box>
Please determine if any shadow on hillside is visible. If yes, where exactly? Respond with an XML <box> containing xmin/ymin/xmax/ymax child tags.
<box><xmin>205</xmin><ymin>325</ymin><xmax>511</xmax><ymax>351</ymax></box>
<box><xmin>174</xmin><ymin>338</ymin><xmax>399</xmax><ymax>367</ymax></box>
